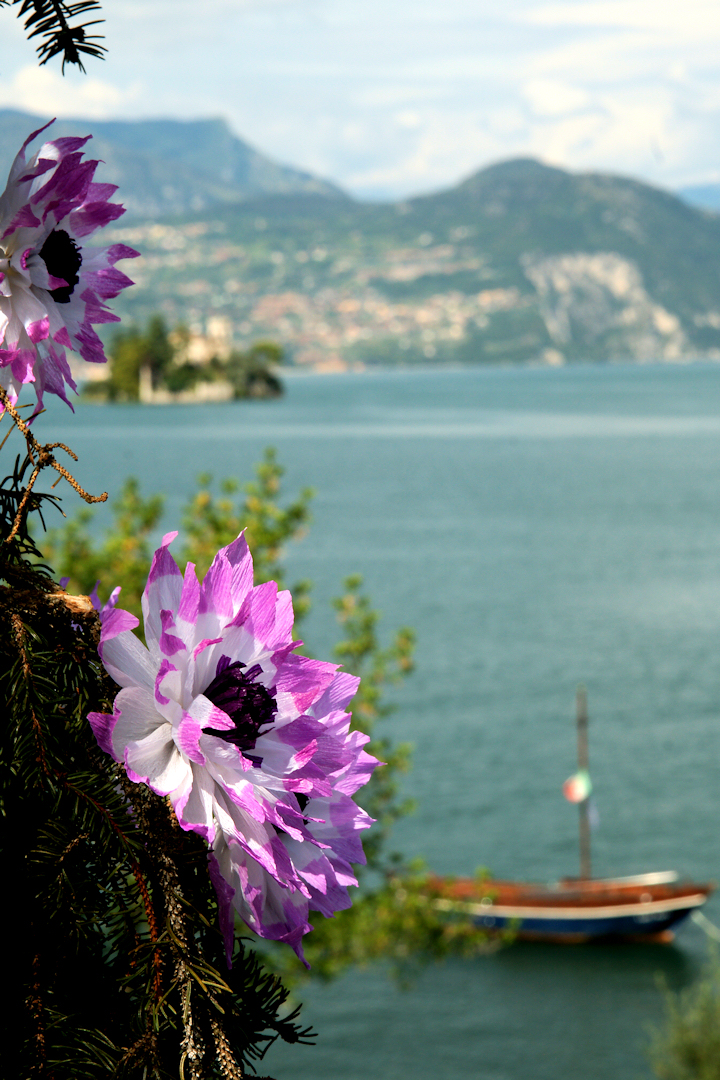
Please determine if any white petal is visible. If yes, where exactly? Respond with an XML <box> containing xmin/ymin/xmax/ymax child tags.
<box><xmin>101</xmin><ymin>631</ymin><xmax>156</xmax><ymax>691</ymax></box>
<box><xmin>112</xmin><ymin>685</ymin><xmax>165</xmax><ymax>749</ymax></box>
<box><xmin>126</xmin><ymin>724</ymin><xmax>189</xmax><ymax>795</ymax></box>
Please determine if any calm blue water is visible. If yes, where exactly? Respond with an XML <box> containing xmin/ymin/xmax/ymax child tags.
<box><xmin>29</xmin><ymin>361</ymin><xmax>720</xmax><ymax>1078</ymax></box>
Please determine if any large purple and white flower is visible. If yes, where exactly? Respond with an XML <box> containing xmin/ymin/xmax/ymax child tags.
<box><xmin>0</xmin><ymin>119</ymin><xmax>138</xmax><ymax>410</ymax></box>
<box><xmin>88</xmin><ymin>532</ymin><xmax>378</xmax><ymax>963</ymax></box>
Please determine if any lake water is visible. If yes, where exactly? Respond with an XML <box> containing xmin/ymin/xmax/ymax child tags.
<box><xmin>32</xmin><ymin>361</ymin><xmax>720</xmax><ymax>1079</ymax></box>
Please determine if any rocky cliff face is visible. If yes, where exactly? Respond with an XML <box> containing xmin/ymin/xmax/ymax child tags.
<box><xmin>522</xmin><ymin>252</ymin><xmax>687</xmax><ymax>363</ymax></box>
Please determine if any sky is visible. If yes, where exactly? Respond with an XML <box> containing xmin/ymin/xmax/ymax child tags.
<box><xmin>1</xmin><ymin>0</ymin><xmax>720</xmax><ymax>200</ymax></box>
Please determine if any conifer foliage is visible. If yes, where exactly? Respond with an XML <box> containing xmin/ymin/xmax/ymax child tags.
<box><xmin>0</xmin><ymin>403</ymin><xmax>313</xmax><ymax>1078</ymax></box>
<box><xmin>0</xmin><ymin>0</ymin><xmax>107</xmax><ymax>72</ymax></box>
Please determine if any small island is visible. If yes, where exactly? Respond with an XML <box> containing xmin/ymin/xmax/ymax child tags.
<box><xmin>83</xmin><ymin>315</ymin><xmax>283</xmax><ymax>403</ymax></box>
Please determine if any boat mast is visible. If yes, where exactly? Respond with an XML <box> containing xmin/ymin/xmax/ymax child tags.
<box><xmin>576</xmin><ymin>684</ymin><xmax>591</xmax><ymax>880</ymax></box>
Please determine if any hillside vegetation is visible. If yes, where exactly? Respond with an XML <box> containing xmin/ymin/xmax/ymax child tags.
<box><xmin>5</xmin><ymin>110</ymin><xmax>718</xmax><ymax>368</ymax></box>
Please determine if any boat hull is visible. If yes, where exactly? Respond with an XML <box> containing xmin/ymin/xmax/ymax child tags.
<box><xmin>467</xmin><ymin>906</ymin><xmax>698</xmax><ymax>941</ymax></box>
<box><xmin>429</xmin><ymin>873</ymin><xmax>714</xmax><ymax>943</ymax></box>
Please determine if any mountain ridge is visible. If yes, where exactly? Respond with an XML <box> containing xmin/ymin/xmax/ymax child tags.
<box><xmin>0</xmin><ymin>109</ymin><xmax>347</xmax><ymax>219</ymax></box>
<box><xmin>0</xmin><ymin>110</ymin><xmax>717</xmax><ymax>368</ymax></box>
<box><xmin>101</xmin><ymin>153</ymin><xmax>720</xmax><ymax>369</ymax></box>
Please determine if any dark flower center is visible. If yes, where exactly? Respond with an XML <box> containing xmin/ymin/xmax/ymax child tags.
<box><xmin>202</xmin><ymin>656</ymin><xmax>277</xmax><ymax>754</ymax></box>
<box><xmin>39</xmin><ymin>229</ymin><xmax>82</xmax><ymax>303</ymax></box>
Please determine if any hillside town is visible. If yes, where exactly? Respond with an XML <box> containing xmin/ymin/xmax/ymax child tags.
<box><xmin>101</xmin><ymin>198</ymin><xmax>697</xmax><ymax>373</ymax></box>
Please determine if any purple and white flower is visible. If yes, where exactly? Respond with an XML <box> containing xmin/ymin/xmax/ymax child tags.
<box><xmin>0</xmin><ymin>120</ymin><xmax>138</xmax><ymax>410</ymax></box>
<box><xmin>88</xmin><ymin>532</ymin><xmax>378</xmax><ymax>963</ymax></box>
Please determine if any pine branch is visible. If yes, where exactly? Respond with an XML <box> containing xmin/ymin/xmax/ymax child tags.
<box><xmin>1</xmin><ymin>571</ymin><xmax>314</xmax><ymax>1076</ymax></box>
<box><xmin>1</xmin><ymin>0</ymin><xmax>106</xmax><ymax>71</ymax></box>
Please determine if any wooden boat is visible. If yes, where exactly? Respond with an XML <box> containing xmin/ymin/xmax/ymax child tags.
<box><xmin>429</xmin><ymin>688</ymin><xmax>715</xmax><ymax>943</ymax></box>
<box><xmin>428</xmin><ymin>870</ymin><xmax>714</xmax><ymax>943</ymax></box>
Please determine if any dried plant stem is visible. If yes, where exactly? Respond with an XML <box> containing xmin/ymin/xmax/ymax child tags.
<box><xmin>0</xmin><ymin>385</ymin><xmax>107</xmax><ymax>543</ymax></box>
<box><xmin>211</xmin><ymin>1017</ymin><xmax>245</xmax><ymax>1080</ymax></box>
<box><xmin>118</xmin><ymin>781</ymin><xmax>249</xmax><ymax>1080</ymax></box>
<box><xmin>162</xmin><ymin>806</ymin><xmax>243</xmax><ymax>1078</ymax></box>
<box><xmin>131</xmin><ymin>862</ymin><xmax>164</xmax><ymax>1005</ymax></box>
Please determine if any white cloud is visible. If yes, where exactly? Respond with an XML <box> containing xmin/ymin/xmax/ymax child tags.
<box><xmin>394</xmin><ymin>111</ymin><xmax>424</xmax><ymax>130</ymax></box>
<box><xmin>2</xmin><ymin>0</ymin><xmax>720</xmax><ymax>197</ymax></box>
<box><xmin>213</xmin><ymin>0</ymin><xmax>720</xmax><ymax>194</ymax></box>
<box><xmin>0</xmin><ymin>65</ymin><xmax>141</xmax><ymax>119</ymax></box>
<box><xmin>524</xmin><ymin>79</ymin><xmax>591</xmax><ymax>117</ymax></box>
<box><xmin>352</xmin><ymin>84</ymin><xmax>450</xmax><ymax>108</ymax></box>
<box><xmin>527</xmin><ymin>0</ymin><xmax>720</xmax><ymax>34</ymax></box>
<box><xmin>344</xmin><ymin>109</ymin><xmax>527</xmax><ymax>197</ymax></box>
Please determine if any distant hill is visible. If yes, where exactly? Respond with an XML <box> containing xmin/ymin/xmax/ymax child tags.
<box><xmin>94</xmin><ymin>155</ymin><xmax>720</xmax><ymax>369</ymax></box>
<box><xmin>0</xmin><ymin>110</ymin><xmax>347</xmax><ymax>219</ymax></box>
